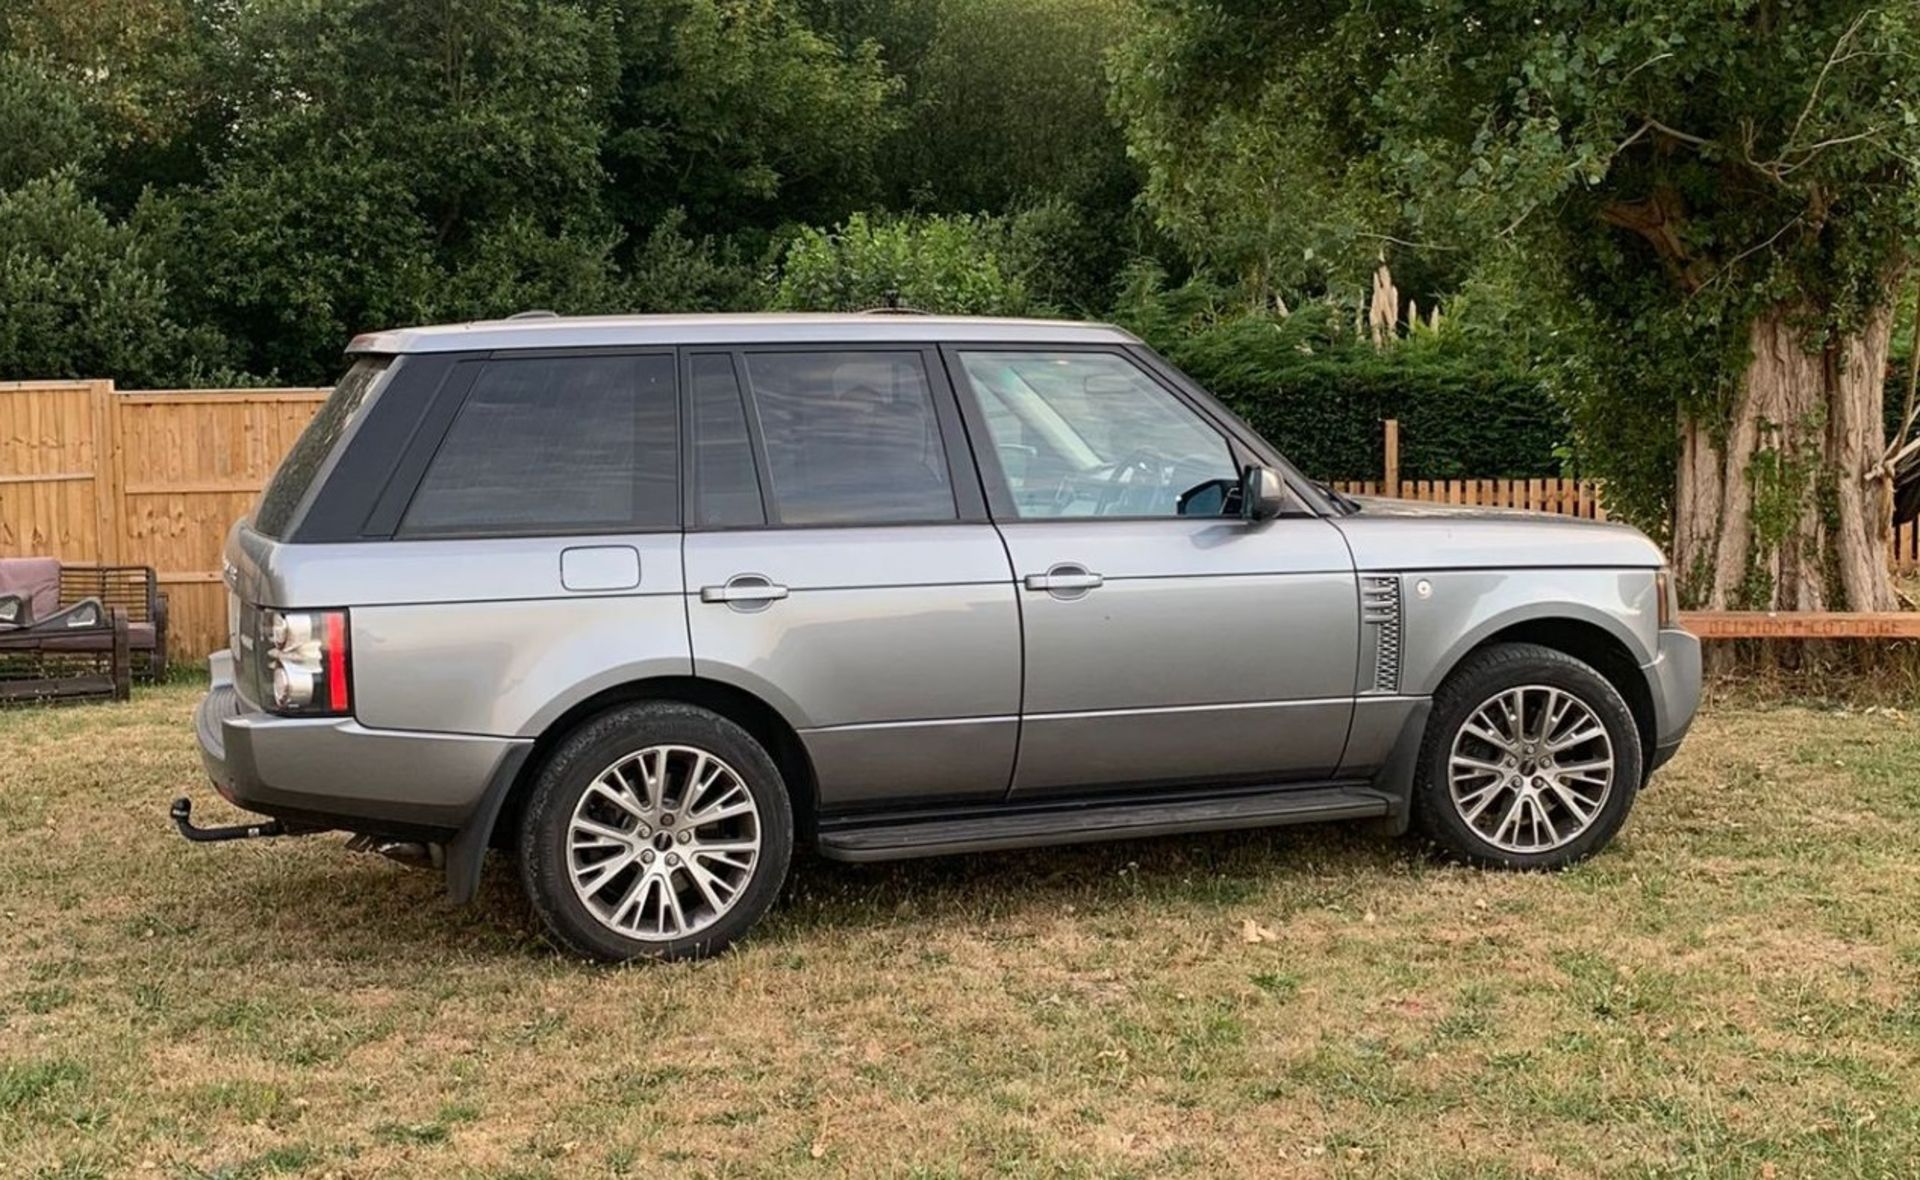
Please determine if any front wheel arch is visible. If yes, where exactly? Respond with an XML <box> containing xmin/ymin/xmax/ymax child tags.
<box><xmin>1442</xmin><ymin>617</ymin><xmax>1655</xmax><ymax>785</ymax></box>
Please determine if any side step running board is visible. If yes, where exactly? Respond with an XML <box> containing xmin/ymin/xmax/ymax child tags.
<box><xmin>815</xmin><ymin>786</ymin><xmax>1393</xmax><ymax>863</ymax></box>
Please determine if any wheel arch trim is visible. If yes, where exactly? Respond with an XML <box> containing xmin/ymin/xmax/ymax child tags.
<box><xmin>443</xmin><ymin>674</ymin><xmax>817</xmax><ymax>904</ymax></box>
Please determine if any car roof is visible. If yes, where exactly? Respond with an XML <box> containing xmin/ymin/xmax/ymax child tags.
<box><xmin>347</xmin><ymin>312</ymin><xmax>1143</xmax><ymax>355</ymax></box>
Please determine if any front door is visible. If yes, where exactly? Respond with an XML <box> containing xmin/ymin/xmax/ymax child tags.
<box><xmin>681</xmin><ymin>347</ymin><xmax>1021</xmax><ymax>811</ymax></box>
<box><xmin>944</xmin><ymin>347</ymin><xmax>1358</xmax><ymax>797</ymax></box>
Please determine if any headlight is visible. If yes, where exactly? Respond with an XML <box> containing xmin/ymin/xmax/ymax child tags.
<box><xmin>261</xmin><ymin>608</ymin><xmax>350</xmax><ymax>715</ymax></box>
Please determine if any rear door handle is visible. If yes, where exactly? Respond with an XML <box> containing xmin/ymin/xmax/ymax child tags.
<box><xmin>700</xmin><ymin>575</ymin><xmax>789</xmax><ymax>605</ymax></box>
<box><xmin>1024</xmin><ymin>567</ymin><xmax>1104</xmax><ymax>593</ymax></box>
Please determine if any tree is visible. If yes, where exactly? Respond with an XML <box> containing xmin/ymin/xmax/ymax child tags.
<box><xmin>1</xmin><ymin>0</ymin><xmax>221</xmax><ymax>208</ymax></box>
<box><xmin>885</xmin><ymin>0</ymin><xmax>1134</xmax><ymax>215</ymax></box>
<box><xmin>1114</xmin><ymin>2</ymin><xmax>1920</xmax><ymax>612</ymax></box>
<box><xmin>0</xmin><ymin>56</ymin><xmax>100</xmax><ymax>191</ymax></box>
<box><xmin>149</xmin><ymin>0</ymin><xmax>625</xmax><ymax>379</ymax></box>
<box><xmin>0</xmin><ymin>173</ymin><xmax>217</xmax><ymax>385</ymax></box>
<box><xmin>602</xmin><ymin>0</ymin><xmax>902</xmax><ymax>242</ymax></box>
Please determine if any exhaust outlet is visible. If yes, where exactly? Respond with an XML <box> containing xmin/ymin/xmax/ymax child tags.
<box><xmin>344</xmin><ymin>833</ymin><xmax>446</xmax><ymax>871</ymax></box>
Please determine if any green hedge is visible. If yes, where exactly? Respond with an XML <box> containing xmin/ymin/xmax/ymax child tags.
<box><xmin>1115</xmin><ymin>272</ymin><xmax>1569</xmax><ymax>481</ymax></box>
<box><xmin>1205</xmin><ymin>353</ymin><xmax>1567</xmax><ymax>481</ymax></box>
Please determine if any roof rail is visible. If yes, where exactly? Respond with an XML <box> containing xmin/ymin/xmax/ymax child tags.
<box><xmin>505</xmin><ymin>309</ymin><xmax>560</xmax><ymax>320</ymax></box>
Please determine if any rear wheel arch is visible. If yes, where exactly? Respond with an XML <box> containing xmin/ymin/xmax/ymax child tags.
<box><xmin>490</xmin><ymin>676</ymin><xmax>818</xmax><ymax>853</ymax></box>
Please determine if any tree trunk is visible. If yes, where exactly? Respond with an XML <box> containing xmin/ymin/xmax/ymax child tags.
<box><xmin>1671</xmin><ymin>299</ymin><xmax>1898</xmax><ymax>612</ymax></box>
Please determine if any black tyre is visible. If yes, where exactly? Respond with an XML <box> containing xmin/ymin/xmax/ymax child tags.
<box><xmin>1413</xmin><ymin>642</ymin><xmax>1642</xmax><ymax>869</ymax></box>
<box><xmin>519</xmin><ymin>702</ymin><xmax>793</xmax><ymax>962</ymax></box>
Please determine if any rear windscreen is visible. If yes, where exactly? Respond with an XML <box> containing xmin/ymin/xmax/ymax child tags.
<box><xmin>253</xmin><ymin>357</ymin><xmax>391</xmax><ymax>538</ymax></box>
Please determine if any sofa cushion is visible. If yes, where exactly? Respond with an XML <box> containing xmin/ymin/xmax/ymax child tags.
<box><xmin>0</xmin><ymin>557</ymin><xmax>61</xmax><ymax>622</ymax></box>
<box><xmin>33</xmin><ymin>621</ymin><xmax>155</xmax><ymax>653</ymax></box>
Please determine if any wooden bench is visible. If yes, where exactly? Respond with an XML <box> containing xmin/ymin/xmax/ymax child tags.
<box><xmin>1679</xmin><ymin>611</ymin><xmax>1920</xmax><ymax>640</ymax></box>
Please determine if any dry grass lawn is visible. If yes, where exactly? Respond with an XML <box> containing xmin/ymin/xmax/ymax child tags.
<box><xmin>2</xmin><ymin>682</ymin><xmax>1918</xmax><ymax>1178</ymax></box>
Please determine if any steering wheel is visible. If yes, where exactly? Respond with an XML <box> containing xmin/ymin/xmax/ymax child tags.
<box><xmin>1091</xmin><ymin>447</ymin><xmax>1172</xmax><ymax>517</ymax></box>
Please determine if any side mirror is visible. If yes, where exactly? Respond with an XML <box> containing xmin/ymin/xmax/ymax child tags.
<box><xmin>0</xmin><ymin>594</ymin><xmax>23</xmax><ymax>628</ymax></box>
<box><xmin>1242</xmin><ymin>465</ymin><xmax>1286</xmax><ymax>521</ymax></box>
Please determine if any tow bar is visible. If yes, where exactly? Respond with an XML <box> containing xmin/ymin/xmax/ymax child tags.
<box><xmin>169</xmin><ymin>796</ymin><xmax>288</xmax><ymax>842</ymax></box>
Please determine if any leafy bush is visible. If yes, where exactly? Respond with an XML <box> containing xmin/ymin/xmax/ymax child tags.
<box><xmin>770</xmin><ymin>211</ymin><xmax>1033</xmax><ymax>314</ymax></box>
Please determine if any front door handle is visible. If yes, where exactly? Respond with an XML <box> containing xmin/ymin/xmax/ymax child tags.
<box><xmin>1024</xmin><ymin>566</ymin><xmax>1104</xmax><ymax>593</ymax></box>
<box><xmin>700</xmin><ymin>575</ymin><xmax>789</xmax><ymax>605</ymax></box>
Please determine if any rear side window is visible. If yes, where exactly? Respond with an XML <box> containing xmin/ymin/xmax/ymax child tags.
<box><xmin>254</xmin><ymin>357</ymin><xmax>390</xmax><ymax>538</ymax></box>
<box><xmin>399</xmin><ymin>354</ymin><xmax>678</xmax><ymax>536</ymax></box>
<box><xmin>743</xmin><ymin>351</ymin><xmax>956</xmax><ymax>525</ymax></box>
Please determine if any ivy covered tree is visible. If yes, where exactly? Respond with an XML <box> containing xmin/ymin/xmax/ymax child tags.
<box><xmin>1114</xmin><ymin>1</ymin><xmax>1920</xmax><ymax>612</ymax></box>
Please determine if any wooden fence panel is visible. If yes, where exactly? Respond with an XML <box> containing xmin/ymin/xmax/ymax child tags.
<box><xmin>1896</xmin><ymin>520</ymin><xmax>1920</xmax><ymax>572</ymax></box>
<box><xmin>115</xmin><ymin>390</ymin><xmax>329</xmax><ymax>658</ymax></box>
<box><xmin>0</xmin><ymin>381</ymin><xmax>110</xmax><ymax>561</ymax></box>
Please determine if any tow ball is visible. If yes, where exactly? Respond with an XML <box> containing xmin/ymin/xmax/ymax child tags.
<box><xmin>169</xmin><ymin>796</ymin><xmax>288</xmax><ymax>842</ymax></box>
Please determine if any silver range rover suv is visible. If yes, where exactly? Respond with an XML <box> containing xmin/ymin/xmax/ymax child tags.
<box><xmin>184</xmin><ymin>313</ymin><xmax>1701</xmax><ymax>962</ymax></box>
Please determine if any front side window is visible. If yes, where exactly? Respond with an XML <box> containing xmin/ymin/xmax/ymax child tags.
<box><xmin>400</xmin><ymin>354</ymin><xmax>677</xmax><ymax>536</ymax></box>
<box><xmin>743</xmin><ymin>351</ymin><xmax>956</xmax><ymax>525</ymax></box>
<box><xmin>956</xmin><ymin>351</ymin><xmax>1237</xmax><ymax>518</ymax></box>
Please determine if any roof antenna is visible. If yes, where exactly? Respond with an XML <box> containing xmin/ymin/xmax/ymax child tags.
<box><xmin>857</xmin><ymin>289</ymin><xmax>930</xmax><ymax>316</ymax></box>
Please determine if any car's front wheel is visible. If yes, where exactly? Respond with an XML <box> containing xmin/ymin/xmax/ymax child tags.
<box><xmin>1413</xmin><ymin>642</ymin><xmax>1643</xmax><ymax>869</ymax></box>
<box><xmin>519</xmin><ymin>702</ymin><xmax>793</xmax><ymax>962</ymax></box>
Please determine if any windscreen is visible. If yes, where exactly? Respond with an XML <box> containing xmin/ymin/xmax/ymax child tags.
<box><xmin>252</xmin><ymin>357</ymin><xmax>391</xmax><ymax>538</ymax></box>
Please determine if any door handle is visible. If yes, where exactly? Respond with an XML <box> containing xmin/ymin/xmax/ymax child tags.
<box><xmin>700</xmin><ymin>576</ymin><xmax>789</xmax><ymax>605</ymax></box>
<box><xmin>1024</xmin><ymin>567</ymin><xmax>1104</xmax><ymax>593</ymax></box>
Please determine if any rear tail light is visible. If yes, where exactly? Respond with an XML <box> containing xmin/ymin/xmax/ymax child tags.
<box><xmin>262</xmin><ymin>608</ymin><xmax>351</xmax><ymax>716</ymax></box>
<box><xmin>1655</xmin><ymin>568</ymin><xmax>1676</xmax><ymax>629</ymax></box>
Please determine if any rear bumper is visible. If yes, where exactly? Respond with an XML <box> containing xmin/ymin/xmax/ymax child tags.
<box><xmin>195</xmin><ymin>651</ymin><xmax>529</xmax><ymax>840</ymax></box>
<box><xmin>1644</xmin><ymin>627</ymin><xmax>1702</xmax><ymax>774</ymax></box>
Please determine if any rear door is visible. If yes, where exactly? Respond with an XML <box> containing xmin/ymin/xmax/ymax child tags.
<box><xmin>944</xmin><ymin>346</ymin><xmax>1358</xmax><ymax>797</ymax></box>
<box><xmin>680</xmin><ymin>347</ymin><xmax>1021</xmax><ymax>811</ymax></box>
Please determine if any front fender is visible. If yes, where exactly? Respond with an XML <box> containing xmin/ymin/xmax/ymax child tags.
<box><xmin>1399</xmin><ymin>568</ymin><xmax>1660</xmax><ymax>697</ymax></box>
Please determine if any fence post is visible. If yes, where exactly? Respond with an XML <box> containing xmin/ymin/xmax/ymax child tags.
<box><xmin>1383</xmin><ymin>418</ymin><xmax>1400</xmax><ymax>497</ymax></box>
<box><xmin>87</xmin><ymin>379</ymin><xmax>123</xmax><ymax>565</ymax></box>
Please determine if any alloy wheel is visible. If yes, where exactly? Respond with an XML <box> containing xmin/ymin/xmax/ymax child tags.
<box><xmin>1447</xmin><ymin>684</ymin><xmax>1614</xmax><ymax>854</ymax></box>
<box><xmin>566</xmin><ymin>744</ymin><xmax>762</xmax><ymax>940</ymax></box>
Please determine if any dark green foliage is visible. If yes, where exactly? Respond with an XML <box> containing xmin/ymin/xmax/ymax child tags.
<box><xmin>603</xmin><ymin>0</ymin><xmax>901</xmax><ymax>239</ymax></box>
<box><xmin>1206</xmin><ymin>347</ymin><xmax>1564</xmax><ymax>484</ymax></box>
<box><xmin>1111</xmin><ymin>2</ymin><xmax>1920</xmax><ymax>544</ymax></box>
<box><xmin>0</xmin><ymin>174</ymin><xmax>225</xmax><ymax>386</ymax></box>
<box><xmin>0</xmin><ymin>0</ymin><xmax>1569</xmax><ymax>494</ymax></box>
<box><xmin>1115</xmin><ymin>268</ymin><xmax>1564</xmax><ymax>481</ymax></box>
<box><xmin>0</xmin><ymin>56</ymin><xmax>99</xmax><ymax>190</ymax></box>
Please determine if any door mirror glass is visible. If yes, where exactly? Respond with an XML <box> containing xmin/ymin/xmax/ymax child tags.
<box><xmin>1175</xmin><ymin>476</ymin><xmax>1238</xmax><ymax>517</ymax></box>
<box><xmin>1242</xmin><ymin>465</ymin><xmax>1286</xmax><ymax>520</ymax></box>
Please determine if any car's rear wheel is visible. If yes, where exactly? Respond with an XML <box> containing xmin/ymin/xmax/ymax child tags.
<box><xmin>519</xmin><ymin>702</ymin><xmax>793</xmax><ymax>962</ymax></box>
<box><xmin>1413</xmin><ymin>643</ymin><xmax>1642</xmax><ymax>869</ymax></box>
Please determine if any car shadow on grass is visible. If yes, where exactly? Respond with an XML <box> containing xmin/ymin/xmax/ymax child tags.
<box><xmin>158</xmin><ymin>821</ymin><xmax>1426</xmax><ymax>966</ymax></box>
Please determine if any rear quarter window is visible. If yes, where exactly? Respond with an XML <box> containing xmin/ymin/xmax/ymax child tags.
<box><xmin>397</xmin><ymin>353</ymin><xmax>679</xmax><ymax>536</ymax></box>
<box><xmin>253</xmin><ymin>357</ymin><xmax>392</xmax><ymax>538</ymax></box>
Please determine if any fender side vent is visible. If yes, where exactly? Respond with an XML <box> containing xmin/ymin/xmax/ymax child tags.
<box><xmin>1361</xmin><ymin>576</ymin><xmax>1402</xmax><ymax>694</ymax></box>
